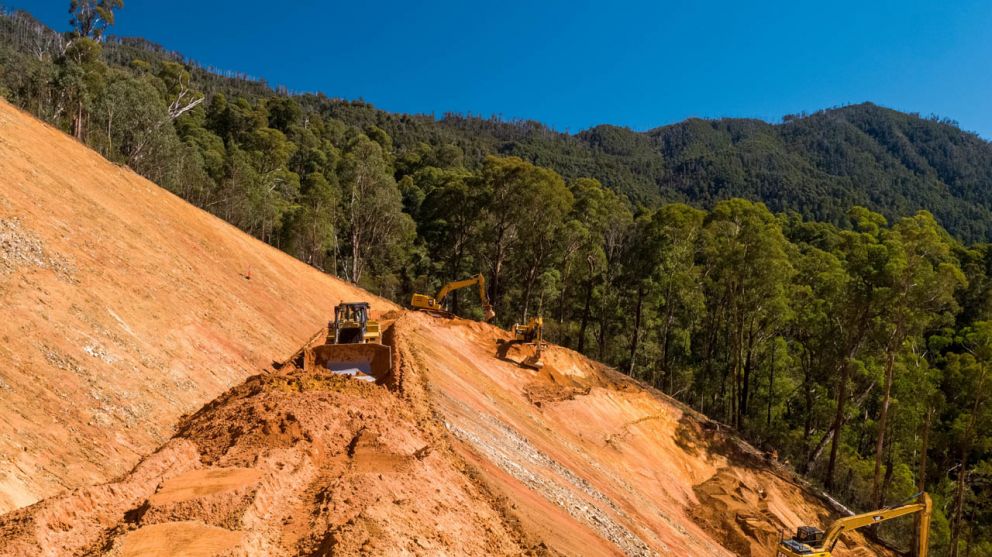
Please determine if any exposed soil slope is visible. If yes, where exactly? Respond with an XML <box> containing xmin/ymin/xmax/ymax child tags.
<box><xmin>0</xmin><ymin>313</ymin><xmax>889</xmax><ymax>556</ymax></box>
<box><xmin>0</xmin><ymin>99</ymin><xmax>393</xmax><ymax>512</ymax></box>
<box><xmin>0</xmin><ymin>100</ymin><xmax>893</xmax><ymax>556</ymax></box>
<box><xmin>393</xmin><ymin>314</ymin><xmax>888</xmax><ymax>557</ymax></box>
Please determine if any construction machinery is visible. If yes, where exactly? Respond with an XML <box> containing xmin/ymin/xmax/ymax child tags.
<box><xmin>281</xmin><ymin>302</ymin><xmax>391</xmax><ymax>383</ymax></box>
<box><xmin>410</xmin><ymin>273</ymin><xmax>496</xmax><ymax>321</ymax></box>
<box><xmin>776</xmin><ymin>492</ymin><xmax>932</xmax><ymax>557</ymax></box>
<box><xmin>512</xmin><ymin>316</ymin><xmax>545</xmax><ymax>370</ymax></box>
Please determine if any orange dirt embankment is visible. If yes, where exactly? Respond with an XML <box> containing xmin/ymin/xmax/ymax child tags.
<box><xmin>0</xmin><ymin>313</ymin><xmax>892</xmax><ymax>556</ymax></box>
<box><xmin>0</xmin><ymin>98</ymin><xmax>394</xmax><ymax>512</ymax></box>
<box><xmin>0</xmin><ymin>98</ymin><xmax>894</xmax><ymax>556</ymax></box>
<box><xmin>393</xmin><ymin>313</ymin><xmax>891</xmax><ymax>557</ymax></box>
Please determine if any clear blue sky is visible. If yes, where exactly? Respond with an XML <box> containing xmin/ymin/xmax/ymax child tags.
<box><xmin>7</xmin><ymin>0</ymin><xmax>992</xmax><ymax>137</ymax></box>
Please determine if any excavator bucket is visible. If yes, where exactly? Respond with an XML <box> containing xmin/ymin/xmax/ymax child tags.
<box><xmin>521</xmin><ymin>353</ymin><xmax>544</xmax><ymax>370</ymax></box>
<box><xmin>305</xmin><ymin>343</ymin><xmax>392</xmax><ymax>383</ymax></box>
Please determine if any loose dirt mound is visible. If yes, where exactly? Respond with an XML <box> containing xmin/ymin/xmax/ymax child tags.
<box><xmin>0</xmin><ymin>99</ymin><xmax>393</xmax><ymax>512</ymax></box>
<box><xmin>0</xmin><ymin>369</ymin><xmax>525</xmax><ymax>556</ymax></box>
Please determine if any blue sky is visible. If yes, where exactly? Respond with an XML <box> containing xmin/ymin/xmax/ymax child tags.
<box><xmin>7</xmin><ymin>1</ymin><xmax>992</xmax><ymax>137</ymax></box>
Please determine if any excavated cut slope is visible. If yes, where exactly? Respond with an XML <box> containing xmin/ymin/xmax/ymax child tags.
<box><xmin>0</xmin><ymin>99</ymin><xmax>393</xmax><ymax>512</ymax></box>
<box><xmin>0</xmin><ymin>100</ymin><xmax>893</xmax><ymax>556</ymax></box>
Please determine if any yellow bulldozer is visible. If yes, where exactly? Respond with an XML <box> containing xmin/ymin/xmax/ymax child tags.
<box><xmin>512</xmin><ymin>316</ymin><xmax>545</xmax><ymax>370</ymax></box>
<box><xmin>280</xmin><ymin>302</ymin><xmax>391</xmax><ymax>383</ymax></box>
<box><xmin>410</xmin><ymin>273</ymin><xmax>496</xmax><ymax>321</ymax></box>
<box><xmin>776</xmin><ymin>492</ymin><xmax>932</xmax><ymax>557</ymax></box>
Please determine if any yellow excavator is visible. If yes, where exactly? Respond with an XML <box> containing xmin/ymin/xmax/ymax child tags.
<box><xmin>512</xmin><ymin>316</ymin><xmax>545</xmax><ymax>370</ymax></box>
<box><xmin>410</xmin><ymin>273</ymin><xmax>496</xmax><ymax>321</ymax></box>
<box><xmin>776</xmin><ymin>492</ymin><xmax>931</xmax><ymax>557</ymax></box>
<box><xmin>280</xmin><ymin>302</ymin><xmax>391</xmax><ymax>383</ymax></box>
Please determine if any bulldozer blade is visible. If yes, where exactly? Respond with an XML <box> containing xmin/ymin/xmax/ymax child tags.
<box><xmin>306</xmin><ymin>343</ymin><xmax>392</xmax><ymax>383</ymax></box>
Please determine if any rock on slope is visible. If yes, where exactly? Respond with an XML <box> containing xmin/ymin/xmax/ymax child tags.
<box><xmin>0</xmin><ymin>99</ymin><xmax>890</xmax><ymax>556</ymax></box>
<box><xmin>0</xmin><ymin>99</ymin><xmax>392</xmax><ymax>513</ymax></box>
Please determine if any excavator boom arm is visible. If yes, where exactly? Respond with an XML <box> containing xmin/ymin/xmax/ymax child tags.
<box><xmin>822</xmin><ymin>493</ymin><xmax>932</xmax><ymax>554</ymax></box>
<box><xmin>435</xmin><ymin>274</ymin><xmax>484</xmax><ymax>304</ymax></box>
<box><xmin>431</xmin><ymin>274</ymin><xmax>496</xmax><ymax>320</ymax></box>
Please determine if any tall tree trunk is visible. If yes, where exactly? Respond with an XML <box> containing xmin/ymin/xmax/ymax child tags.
<box><xmin>741</xmin><ymin>336</ymin><xmax>755</xmax><ymax>427</ymax></box>
<box><xmin>914</xmin><ymin>407</ymin><xmax>933</xmax><ymax>557</ymax></box>
<box><xmin>872</xmin><ymin>331</ymin><xmax>901</xmax><ymax>507</ymax></box>
<box><xmin>950</xmin><ymin>460</ymin><xmax>968</xmax><ymax>557</ymax></box>
<box><xmin>627</xmin><ymin>284</ymin><xmax>644</xmax><ymax>376</ymax></box>
<box><xmin>658</xmin><ymin>291</ymin><xmax>675</xmax><ymax>390</ymax></box>
<box><xmin>350</xmin><ymin>231</ymin><xmax>360</xmax><ymax>283</ymax></box>
<box><xmin>767</xmin><ymin>340</ymin><xmax>776</xmax><ymax>428</ymax></box>
<box><xmin>597</xmin><ymin>298</ymin><xmax>609</xmax><ymax>360</ymax></box>
<box><xmin>74</xmin><ymin>97</ymin><xmax>84</xmax><ymax>139</ymax></box>
<box><xmin>577</xmin><ymin>273</ymin><xmax>594</xmax><ymax>353</ymax></box>
<box><xmin>826</xmin><ymin>359</ymin><xmax>851</xmax><ymax>490</ymax></box>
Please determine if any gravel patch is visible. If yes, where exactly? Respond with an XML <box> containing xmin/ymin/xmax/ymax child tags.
<box><xmin>443</xmin><ymin>397</ymin><xmax>659</xmax><ymax>556</ymax></box>
<box><xmin>0</xmin><ymin>218</ymin><xmax>75</xmax><ymax>281</ymax></box>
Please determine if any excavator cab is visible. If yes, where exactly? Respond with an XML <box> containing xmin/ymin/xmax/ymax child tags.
<box><xmin>779</xmin><ymin>526</ymin><xmax>826</xmax><ymax>556</ymax></box>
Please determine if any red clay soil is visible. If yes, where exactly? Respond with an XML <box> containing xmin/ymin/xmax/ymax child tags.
<box><xmin>0</xmin><ymin>99</ymin><xmax>394</xmax><ymax>512</ymax></box>
<box><xmin>0</xmin><ymin>99</ymin><xmax>896</xmax><ymax>556</ymax></box>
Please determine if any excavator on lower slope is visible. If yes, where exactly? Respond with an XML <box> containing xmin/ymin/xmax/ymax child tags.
<box><xmin>776</xmin><ymin>492</ymin><xmax>932</xmax><ymax>557</ymax></box>
<box><xmin>512</xmin><ymin>316</ymin><xmax>546</xmax><ymax>370</ymax></box>
<box><xmin>411</xmin><ymin>273</ymin><xmax>496</xmax><ymax>321</ymax></box>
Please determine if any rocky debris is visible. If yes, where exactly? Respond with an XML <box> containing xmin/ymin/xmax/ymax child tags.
<box><xmin>444</xmin><ymin>399</ymin><xmax>656</xmax><ymax>557</ymax></box>
<box><xmin>0</xmin><ymin>218</ymin><xmax>74</xmax><ymax>281</ymax></box>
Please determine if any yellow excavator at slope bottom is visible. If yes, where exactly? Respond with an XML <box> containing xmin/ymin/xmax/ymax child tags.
<box><xmin>512</xmin><ymin>316</ymin><xmax>545</xmax><ymax>370</ymax></box>
<box><xmin>776</xmin><ymin>492</ymin><xmax>931</xmax><ymax>557</ymax></box>
<box><xmin>410</xmin><ymin>273</ymin><xmax>496</xmax><ymax>321</ymax></box>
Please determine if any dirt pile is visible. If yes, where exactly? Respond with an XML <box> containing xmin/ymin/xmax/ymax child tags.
<box><xmin>0</xmin><ymin>98</ymin><xmax>392</xmax><ymax>512</ymax></box>
<box><xmin>0</xmin><ymin>368</ymin><xmax>526</xmax><ymax>556</ymax></box>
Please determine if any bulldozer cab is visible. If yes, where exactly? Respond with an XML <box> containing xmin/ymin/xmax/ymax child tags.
<box><xmin>289</xmin><ymin>301</ymin><xmax>392</xmax><ymax>383</ymax></box>
<box><xmin>332</xmin><ymin>302</ymin><xmax>370</xmax><ymax>344</ymax></box>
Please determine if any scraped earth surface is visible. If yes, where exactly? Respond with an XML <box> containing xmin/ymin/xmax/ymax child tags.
<box><xmin>0</xmin><ymin>99</ymin><xmax>393</xmax><ymax>513</ymax></box>
<box><xmin>0</xmin><ymin>99</ymin><xmax>892</xmax><ymax>555</ymax></box>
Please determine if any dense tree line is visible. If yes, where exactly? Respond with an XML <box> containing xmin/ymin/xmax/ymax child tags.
<box><xmin>2</xmin><ymin>5</ymin><xmax>992</xmax><ymax>554</ymax></box>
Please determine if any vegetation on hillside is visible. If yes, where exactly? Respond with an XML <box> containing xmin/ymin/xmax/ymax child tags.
<box><xmin>2</xmin><ymin>4</ymin><xmax>992</xmax><ymax>554</ymax></box>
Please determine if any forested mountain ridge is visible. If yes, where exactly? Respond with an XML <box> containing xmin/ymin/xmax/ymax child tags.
<box><xmin>453</xmin><ymin>104</ymin><xmax>992</xmax><ymax>241</ymax></box>
<box><xmin>323</xmin><ymin>95</ymin><xmax>992</xmax><ymax>242</ymax></box>
<box><xmin>3</xmin><ymin>8</ymin><xmax>991</xmax><ymax>240</ymax></box>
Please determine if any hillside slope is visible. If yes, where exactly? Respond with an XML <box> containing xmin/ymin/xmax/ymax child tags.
<box><xmin>0</xmin><ymin>314</ymin><xmax>889</xmax><ymax>556</ymax></box>
<box><xmin>0</xmin><ymin>99</ymin><xmax>894</xmax><ymax>555</ymax></box>
<box><xmin>0</xmin><ymin>98</ymin><xmax>393</xmax><ymax>513</ymax></box>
